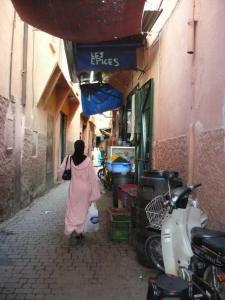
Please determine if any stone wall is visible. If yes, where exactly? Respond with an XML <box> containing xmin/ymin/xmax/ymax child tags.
<box><xmin>152</xmin><ymin>129</ymin><xmax>225</xmax><ymax>230</ymax></box>
<box><xmin>0</xmin><ymin>95</ymin><xmax>16</xmax><ymax>221</ymax></box>
<box><xmin>0</xmin><ymin>95</ymin><xmax>48</xmax><ymax>221</ymax></box>
<box><xmin>197</xmin><ymin>128</ymin><xmax>225</xmax><ymax>230</ymax></box>
<box><xmin>21</xmin><ymin>129</ymin><xmax>47</xmax><ymax>207</ymax></box>
<box><xmin>152</xmin><ymin>135</ymin><xmax>188</xmax><ymax>181</ymax></box>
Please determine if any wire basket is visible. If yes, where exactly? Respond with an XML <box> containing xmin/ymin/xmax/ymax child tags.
<box><xmin>145</xmin><ymin>195</ymin><xmax>168</xmax><ymax>230</ymax></box>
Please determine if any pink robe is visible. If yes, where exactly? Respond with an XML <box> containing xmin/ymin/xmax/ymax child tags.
<box><xmin>59</xmin><ymin>156</ymin><xmax>101</xmax><ymax>235</ymax></box>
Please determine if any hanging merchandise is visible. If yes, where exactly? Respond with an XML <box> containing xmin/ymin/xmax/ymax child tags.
<box><xmin>81</xmin><ymin>83</ymin><xmax>123</xmax><ymax>116</ymax></box>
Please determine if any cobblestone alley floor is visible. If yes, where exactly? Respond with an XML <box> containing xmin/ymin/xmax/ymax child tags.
<box><xmin>0</xmin><ymin>182</ymin><xmax>152</xmax><ymax>300</ymax></box>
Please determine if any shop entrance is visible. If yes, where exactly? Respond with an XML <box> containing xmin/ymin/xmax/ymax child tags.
<box><xmin>60</xmin><ymin>112</ymin><xmax>66</xmax><ymax>163</ymax></box>
<box><xmin>134</xmin><ymin>79</ymin><xmax>154</xmax><ymax>182</ymax></box>
<box><xmin>119</xmin><ymin>79</ymin><xmax>154</xmax><ymax>183</ymax></box>
<box><xmin>46</xmin><ymin>114</ymin><xmax>54</xmax><ymax>188</ymax></box>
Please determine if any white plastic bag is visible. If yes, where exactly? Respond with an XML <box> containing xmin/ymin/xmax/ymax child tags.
<box><xmin>84</xmin><ymin>203</ymin><xmax>99</xmax><ymax>233</ymax></box>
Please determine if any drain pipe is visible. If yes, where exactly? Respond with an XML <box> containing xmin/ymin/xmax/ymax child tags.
<box><xmin>187</xmin><ymin>0</ymin><xmax>198</xmax><ymax>184</ymax></box>
<box><xmin>21</xmin><ymin>23</ymin><xmax>28</xmax><ymax>106</ymax></box>
<box><xmin>9</xmin><ymin>10</ymin><xmax>16</xmax><ymax>99</ymax></box>
<box><xmin>187</xmin><ymin>0</ymin><xmax>196</xmax><ymax>54</ymax></box>
<box><xmin>8</xmin><ymin>9</ymin><xmax>23</xmax><ymax>214</ymax></box>
<box><xmin>15</xmin><ymin>22</ymin><xmax>28</xmax><ymax>205</ymax></box>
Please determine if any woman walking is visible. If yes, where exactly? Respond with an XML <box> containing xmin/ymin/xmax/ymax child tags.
<box><xmin>59</xmin><ymin>140</ymin><xmax>100</xmax><ymax>242</ymax></box>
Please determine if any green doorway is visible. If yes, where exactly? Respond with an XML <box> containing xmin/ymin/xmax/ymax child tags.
<box><xmin>60</xmin><ymin>112</ymin><xmax>67</xmax><ymax>163</ymax></box>
<box><xmin>134</xmin><ymin>79</ymin><xmax>154</xmax><ymax>182</ymax></box>
<box><xmin>46</xmin><ymin>114</ymin><xmax>54</xmax><ymax>188</ymax></box>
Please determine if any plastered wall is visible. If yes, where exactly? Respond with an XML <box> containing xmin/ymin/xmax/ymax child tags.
<box><xmin>126</xmin><ymin>0</ymin><xmax>225</xmax><ymax>229</ymax></box>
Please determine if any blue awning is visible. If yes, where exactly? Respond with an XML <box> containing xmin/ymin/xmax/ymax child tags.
<box><xmin>81</xmin><ymin>84</ymin><xmax>123</xmax><ymax>116</ymax></box>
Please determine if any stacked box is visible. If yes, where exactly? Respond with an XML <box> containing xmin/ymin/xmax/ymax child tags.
<box><xmin>107</xmin><ymin>208</ymin><xmax>131</xmax><ymax>242</ymax></box>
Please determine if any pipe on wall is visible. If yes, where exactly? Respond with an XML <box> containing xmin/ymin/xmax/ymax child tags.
<box><xmin>21</xmin><ymin>23</ymin><xmax>28</xmax><ymax>106</ymax></box>
<box><xmin>9</xmin><ymin>10</ymin><xmax>16</xmax><ymax>99</ymax></box>
<box><xmin>187</xmin><ymin>0</ymin><xmax>196</xmax><ymax>54</ymax></box>
<box><xmin>187</xmin><ymin>19</ymin><xmax>195</xmax><ymax>54</ymax></box>
<box><xmin>187</xmin><ymin>0</ymin><xmax>198</xmax><ymax>183</ymax></box>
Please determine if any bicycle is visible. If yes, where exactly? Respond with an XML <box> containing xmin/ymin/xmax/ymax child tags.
<box><xmin>97</xmin><ymin>158</ymin><xmax>112</xmax><ymax>191</ymax></box>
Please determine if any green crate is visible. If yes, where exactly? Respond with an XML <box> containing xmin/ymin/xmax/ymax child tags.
<box><xmin>107</xmin><ymin>208</ymin><xmax>131</xmax><ymax>242</ymax></box>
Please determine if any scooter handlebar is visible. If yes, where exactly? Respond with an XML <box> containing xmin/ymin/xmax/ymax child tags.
<box><xmin>169</xmin><ymin>183</ymin><xmax>202</xmax><ymax>211</ymax></box>
<box><xmin>193</xmin><ymin>183</ymin><xmax>202</xmax><ymax>189</ymax></box>
<box><xmin>178</xmin><ymin>183</ymin><xmax>202</xmax><ymax>199</ymax></box>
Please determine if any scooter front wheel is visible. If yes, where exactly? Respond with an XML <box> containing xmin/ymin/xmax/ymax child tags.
<box><xmin>204</xmin><ymin>266</ymin><xmax>225</xmax><ymax>300</ymax></box>
<box><xmin>144</xmin><ymin>233</ymin><xmax>164</xmax><ymax>272</ymax></box>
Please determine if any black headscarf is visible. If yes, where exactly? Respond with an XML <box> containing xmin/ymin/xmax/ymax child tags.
<box><xmin>72</xmin><ymin>140</ymin><xmax>87</xmax><ymax>166</ymax></box>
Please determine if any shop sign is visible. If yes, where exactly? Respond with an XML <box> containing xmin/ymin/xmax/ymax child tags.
<box><xmin>75</xmin><ymin>47</ymin><xmax>137</xmax><ymax>72</ymax></box>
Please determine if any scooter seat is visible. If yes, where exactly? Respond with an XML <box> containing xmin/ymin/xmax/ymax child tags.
<box><xmin>191</xmin><ymin>227</ymin><xmax>225</xmax><ymax>256</ymax></box>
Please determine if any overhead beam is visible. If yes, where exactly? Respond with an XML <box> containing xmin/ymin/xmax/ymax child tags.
<box><xmin>67</xmin><ymin>101</ymin><xmax>79</xmax><ymax>124</ymax></box>
<box><xmin>54</xmin><ymin>86</ymin><xmax>71</xmax><ymax>119</ymax></box>
<box><xmin>37</xmin><ymin>65</ymin><xmax>61</xmax><ymax>109</ymax></box>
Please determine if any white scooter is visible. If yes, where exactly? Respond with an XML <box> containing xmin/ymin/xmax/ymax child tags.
<box><xmin>145</xmin><ymin>183</ymin><xmax>225</xmax><ymax>299</ymax></box>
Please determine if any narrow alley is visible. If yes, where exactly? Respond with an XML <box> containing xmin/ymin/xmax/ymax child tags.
<box><xmin>1</xmin><ymin>1</ymin><xmax>225</xmax><ymax>299</ymax></box>
<box><xmin>0</xmin><ymin>183</ymin><xmax>152</xmax><ymax>300</ymax></box>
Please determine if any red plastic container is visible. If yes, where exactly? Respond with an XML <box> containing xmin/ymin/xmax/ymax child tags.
<box><xmin>117</xmin><ymin>184</ymin><xmax>138</xmax><ymax>209</ymax></box>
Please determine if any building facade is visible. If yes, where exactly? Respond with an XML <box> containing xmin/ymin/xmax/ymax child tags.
<box><xmin>122</xmin><ymin>0</ymin><xmax>225</xmax><ymax>230</ymax></box>
<box><xmin>0</xmin><ymin>0</ymin><xmax>95</xmax><ymax>221</ymax></box>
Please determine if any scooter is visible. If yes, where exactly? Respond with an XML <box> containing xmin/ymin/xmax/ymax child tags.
<box><xmin>145</xmin><ymin>183</ymin><xmax>225</xmax><ymax>299</ymax></box>
<box><xmin>144</xmin><ymin>177</ymin><xmax>206</xmax><ymax>272</ymax></box>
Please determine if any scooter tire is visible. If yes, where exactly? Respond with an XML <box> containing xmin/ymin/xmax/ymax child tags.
<box><xmin>203</xmin><ymin>266</ymin><xmax>225</xmax><ymax>300</ymax></box>
<box><xmin>134</xmin><ymin>240</ymin><xmax>154</xmax><ymax>268</ymax></box>
<box><xmin>144</xmin><ymin>233</ymin><xmax>164</xmax><ymax>272</ymax></box>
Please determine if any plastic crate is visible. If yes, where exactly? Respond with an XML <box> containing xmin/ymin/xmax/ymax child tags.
<box><xmin>107</xmin><ymin>208</ymin><xmax>131</xmax><ymax>242</ymax></box>
<box><xmin>117</xmin><ymin>184</ymin><xmax>138</xmax><ymax>209</ymax></box>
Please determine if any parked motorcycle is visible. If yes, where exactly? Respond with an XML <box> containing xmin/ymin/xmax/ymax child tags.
<box><xmin>145</xmin><ymin>182</ymin><xmax>207</xmax><ymax>271</ymax></box>
<box><xmin>145</xmin><ymin>182</ymin><xmax>225</xmax><ymax>299</ymax></box>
